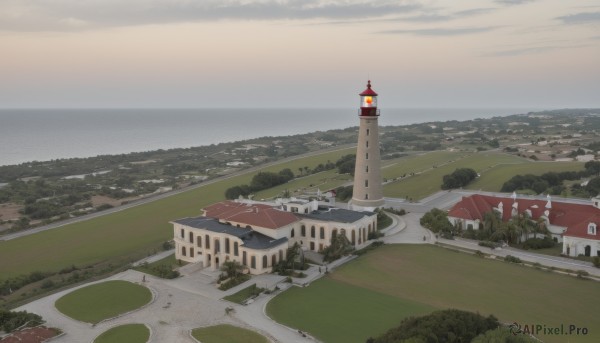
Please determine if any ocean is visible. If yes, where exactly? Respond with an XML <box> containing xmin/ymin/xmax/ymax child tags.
<box><xmin>0</xmin><ymin>108</ymin><xmax>538</xmax><ymax>166</ymax></box>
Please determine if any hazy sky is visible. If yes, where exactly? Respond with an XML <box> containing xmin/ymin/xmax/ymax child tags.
<box><xmin>1</xmin><ymin>0</ymin><xmax>599</xmax><ymax>108</ymax></box>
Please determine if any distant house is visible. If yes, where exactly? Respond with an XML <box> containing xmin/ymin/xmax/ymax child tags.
<box><xmin>447</xmin><ymin>194</ymin><xmax>600</xmax><ymax>257</ymax></box>
<box><xmin>171</xmin><ymin>199</ymin><xmax>377</xmax><ymax>274</ymax></box>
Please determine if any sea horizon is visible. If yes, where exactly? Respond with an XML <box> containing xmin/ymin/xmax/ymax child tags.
<box><xmin>0</xmin><ymin>107</ymin><xmax>543</xmax><ymax>167</ymax></box>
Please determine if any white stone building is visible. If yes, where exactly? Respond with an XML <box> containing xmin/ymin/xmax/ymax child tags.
<box><xmin>172</xmin><ymin>199</ymin><xmax>378</xmax><ymax>274</ymax></box>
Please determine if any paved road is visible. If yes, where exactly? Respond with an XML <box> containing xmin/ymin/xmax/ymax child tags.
<box><xmin>1</xmin><ymin>144</ymin><xmax>356</xmax><ymax>241</ymax></box>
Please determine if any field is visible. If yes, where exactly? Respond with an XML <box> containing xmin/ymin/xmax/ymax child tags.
<box><xmin>0</xmin><ymin>147</ymin><xmax>354</xmax><ymax>280</ymax></box>
<box><xmin>0</xmin><ymin>147</ymin><xmax>588</xmax><ymax>282</ymax></box>
<box><xmin>382</xmin><ymin>151</ymin><xmax>584</xmax><ymax>200</ymax></box>
<box><xmin>223</xmin><ymin>284</ymin><xmax>261</xmax><ymax>304</ymax></box>
<box><xmin>94</xmin><ymin>324</ymin><xmax>150</xmax><ymax>343</ymax></box>
<box><xmin>55</xmin><ymin>280</ymin><xmax>152</xmax><ymax>324</ymax></box>
<box><xmin>267</xmin><ymin>245</ymin><xmax>600</xmax><ymax>343</ymax></box>
<box><xmin>191</xmin><ymin>324</ymin><xmax>269</xmax><ymax>343</ymax></box>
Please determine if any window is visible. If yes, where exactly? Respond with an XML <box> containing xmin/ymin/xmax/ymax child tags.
<box><xmin>189</xmin><ymin>232</ymin><xmax>194</xmax><ymax>244</ymax></box>
<box><xmin>225</xmin><ymin>238</ymin><xmax>230</xmax><ymax>254</ymax></box>
<box><xmin>365</xmin><ymin>194</ymin><xmax>369</xmax><ymax>200</ymax></box>
<box><xmin>214</xmin><ymin>239</ymin><xmax>220</xmax><ymax>253</ymax></box>
<box><xmin>366</xmin><ymin>141</ymin><xmax>369</xmax><ymax>148</ymax></box>
<box><xmin>279</xmin><ymin>249</ymin><xmax>284</xmax><ymax>261</ymax></box>
<box><xmin>251</xmin><ymin>256</ymin><xmax>256</xmax><ymax>269</ymax></box>
<box><xmin>181</xmin><ymin>246</ymin><xmax>187</xmax><ymax>256</ymax></box>
<box><xmin>180</xmin><ymin>228</ymin><xmax>184</xmax><ymax>239</ymax></box>
<box><xmin>365</xmin><ymin>180</ymin><xmax>369</xmax><ymax>187</ymax></box>
<box><xmin>366</xmin><ymin>165</ymin><xmax>368</xmax><ymax>173</ymax></box>
<box><xmin>301</xmin><ymin>225</ymin><xmax>306</xmax><ymax>237</ymax></box>
<box><xmin>190</xmin><ymin>249</ymin><xmax>194</xmax><ymax>257</ymax></box>
<box><xmin>320</xmin><ymin>227</ymin><xmax>325</xmax><ymax>239</ymax></box>
<box><xmin>234</xmin><ymin>242</ymin><xmax>239</xmax><ymax>256</ymax></box>
<box><xmin>242</xmin><ymin>251</ymin><xmax>247</xmax><ymax>265</ymax></box>
<box><xmin>197</xmin><ymin>236</ymin><xmax>202</xmax><ymax>247</ymax></box>
<box><xmin>311</xmin><ymin>226</ymin><xmax>316</xmax><ymax>238</ymax></box>
<box><xmin>205</xmin><ymin>235</ymin><xmax>210</xmax><ymax>249</ymax></box>
<box><xmin>366</xmin><ymin>128</ymin><xmax>370</xmax><ymax>136</ymax></box>
<box><xmin>291</xmin><ymin>228</ymin><xmax>295</xmax><ymax>237</ymax></box>
<box><xmin>262</xmin><ymin>255</ymin><xmax>268</xmax><ymax>268</ymax></box>
<box><xmin>588</xmin><ymin>223</ymin><xmax>597</xmax><ymax>235</ymax></box>
<box><xmin>366</xmin><ymin>152</ymin><xmax>369</xmax><ymax>160</ymax></box>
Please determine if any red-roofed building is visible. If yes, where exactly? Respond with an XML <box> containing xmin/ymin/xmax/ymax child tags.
<box><xmin>448</xmin><ymin>194</ymin><xmax>600</xmax><ymax>257</ymax></box>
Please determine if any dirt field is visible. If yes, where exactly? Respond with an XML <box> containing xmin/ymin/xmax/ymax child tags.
<box><xmin>0</xmin><ymin>203</ymin><xmax>22</xmax><ymax>221</ymax></box>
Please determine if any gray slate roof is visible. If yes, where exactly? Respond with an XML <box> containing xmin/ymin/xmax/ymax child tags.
<box><xmin>297</xmin><ymin>208</ymin><xmax>375</xmax><ymax>223</ymax></box>
<box><xmin>173</xmin><ymin>216</ymin><xmax>288</xmax><ymax>250</ymax></box>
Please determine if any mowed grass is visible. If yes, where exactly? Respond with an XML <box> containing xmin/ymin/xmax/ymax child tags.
<box><xmin>191</xmin><ymin>324</ymin><xmax>269</xmax><ymax>343</ymax></box>
<box><xmin>268</xmin><ymin>244</ymin><xmax>600</xmax><ymax>343</ymax></box>
<box><xmin>381</xmin><ymin>151</ymin><xmax>469</xmax><ymax>179</ymax></box>
<box><xmin>94</xmin><ymin>324</ymin><xmax>150</xmax><ymax>343</ymax></box>
<box><xmin>0</xmin><ymin>148</ymin><xmax>354</xmax><ymax>280</ymax></box>
<box><xmin>267</xmin><ymin>278</ymin><xmax>433</xmax><ymax>343</ymax></box>
<box><xmin>223</xmin><ymin>284</ymin><xmax>261</xmax><ymax>304</ymax></box>
<box><xmin>55</xmin><ymin>280</ymin><xmax>152</xmax><ymax>324</ymax></box>
<box><xmin>383</xmin><ymin>152</ymin><xmax>526</xmax><ymax>200</ymax></box>
<box><xmin>254</xmin><ymin>169</ymin><xmax>352</xmax><ymax>200</ymax></box>
<box><xmin>467</xmin><ymin>161</ymin><xmax>585</xmax><ymax>191</ymax></box>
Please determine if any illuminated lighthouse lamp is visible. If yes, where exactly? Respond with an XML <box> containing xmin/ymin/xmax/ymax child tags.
<box><xmin>359</xmin><ymin>80</ymin><xmax>379</xmax><ymax>116</ymax></box>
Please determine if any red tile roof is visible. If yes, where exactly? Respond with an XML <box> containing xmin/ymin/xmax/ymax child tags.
<box><xmin>203</xmin><ymin>201</ymin><xmax>299</xmax><ymax>229</ymax></box>
<box><xmin>448</xmin><ymin>194</ymin><xmax>600</xmax><ymax>240</ymax></box>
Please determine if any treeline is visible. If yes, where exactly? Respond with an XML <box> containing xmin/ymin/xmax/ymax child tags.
<box><xmin>367</xmin><ymin>309</ymin><xmax>525</xmax><ymax>343</ymax></box>
<box><xmin>441</xmin><ymin>168</ymin><xmax>478</xmax><ymax>190</ymax></box>
<box><xmin>501</xmin><ymin>161</ymin><xmax>600</xmax><ymax>195</ymax></box>
<box><xmin>225</xmin><ymin>169</ymin><xmax>295</xmax><ymax>199</ymax></box>
<box><xmin>225</xmin><ymin>154</ymin><xmax>357</xmax><ymax>199</ymax></box>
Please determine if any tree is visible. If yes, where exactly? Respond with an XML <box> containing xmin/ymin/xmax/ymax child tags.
<box><xmin>322</xmin><ymin>232</ymin><xmax>354</xmax><ymax>262</ymax></box>
<box><xmin>441</xmin><ymin>168</ymin><xmax>478</xmax><ymax>190</ymax></box>
<box><xmin>221</xmin><ymin>261</ymin><xmax>244</xmax><ymax>280</ymax></box>
<box><xmin>372</xmin><ymin>309</ymin><xmax>499</xmax><ymax>343</ymax></box>
<box><xmin>336</xmin><ymin>154</ymin><xmax>356</xmax><ymax>176</ymax></box>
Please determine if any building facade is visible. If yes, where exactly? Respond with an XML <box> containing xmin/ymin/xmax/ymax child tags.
<box><xmin>172</xmin><ymin>199</ymin><xmax>378</xmax><ymax>274</ymax></box>
<box><xmin>448</xmin><ymin>193</ymin><xmax>600</xmax><ymax>257</ymax></box>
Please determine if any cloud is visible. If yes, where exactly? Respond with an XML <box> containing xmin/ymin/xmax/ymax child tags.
<box><xmin>494</xmin><ymin>0</ymin><xmax>536</xmax><ymax>5</ymax></box>
<box><xmin>0</xmin><ymin>0</ymin><xmax>422</xmax><ymax>32</ymax></box>
<box><xmin>387</xmin><ymin>7</ymin><xmax>496</xmax><ymax>23</ymax></box>
<box><xmin>557</xmin><ymin>12</ymin><xmax>600</xmax><ymax>25</ymax></box>
<box><xmin>487</xmin><ymin>44</ymin><xmax>589</xmax><ymax>57</ymax></box>
<box><xmin>378</xmin><ymin>26</ymin><xmax>498</xmax><ymax>36</ymax></box>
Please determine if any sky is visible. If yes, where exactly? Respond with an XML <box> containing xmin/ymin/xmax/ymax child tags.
<box><xmin>0</xmin><ymin>0</ymin><xmax>599</xmax><ymax>109</ymax></box>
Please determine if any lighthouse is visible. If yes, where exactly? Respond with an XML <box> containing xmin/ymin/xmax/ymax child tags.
<box><xmin>351</xmin><ymin>80</ymin><xmax>385</xmax><ymax>211</ymax></box>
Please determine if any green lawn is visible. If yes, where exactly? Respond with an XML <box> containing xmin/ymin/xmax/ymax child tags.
<box><xmin>94</xmin><ymin>324</ymin><xmax>150</xmax><ymax>343</ymax></box>
<box><xmin>467</xmin><ymin>161</ymin><xmax>585</xmax><ymax>191</ymax></box>
<box><xmin>133</xmin><ymin>253</ymin><xmax>183</xmax><ymax>277</ymax></box>
<box><xmin>267</xmin><ymin>245</ymin><xmax>600</xmax><ymax>343</ymax></box>
<box><xmin>383</xmin><ymin>152</ymin><xmax>525</xmax><ymax>200</ymax></box>
<box><xmin>223</xmin><ymin>284</ymin><xmax>261</xmax><ymax>304</ymax></box>
<box><xmin>0</xmin><ymin>148</ymin><xmax>353</xmax><ymax>280</ymax></box>
<box><xmin>191</xmin><ymin>324</ymin><xmax>269</xmax><ymax>343</ymax></box>
<box><xmin>55</xmin><ymin>280</ymin><xmax>152</xmax><ymax>324</ymax></box>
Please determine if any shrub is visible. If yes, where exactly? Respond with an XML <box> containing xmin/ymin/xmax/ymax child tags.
<box><xmin>504</xmin><ymin>255</ymin><xmax>522</xmax><ymax>264</ymax></box>
<box><xmin>592</xmin><ymin>256</ymin><xmax>600</xmax><ymax>268</ymax></box>
<box><xmin>576</xmin><ymin>270</ymin><xmax>589</xmax><ymax>279</ymax></box>
<box><xmin>478</xmin><ymin>241</ymin><xmax>497</xmax><ymax>249</ymax></box>
<box><xmin>522</xmin><ymin>237</ymin><xmax>555</xmax><ymax>250</ymax></box>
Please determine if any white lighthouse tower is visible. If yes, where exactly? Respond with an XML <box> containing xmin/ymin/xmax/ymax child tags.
<box><xmin>351</xmin><ymin>80</ymin><xmax>385</xmax><ymax>211</ymax></box>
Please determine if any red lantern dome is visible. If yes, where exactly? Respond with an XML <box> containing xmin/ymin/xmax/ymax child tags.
<box><xmin>359</xmin><ymin>80</ymin><xmax>379</xmax><ymax>116</ymax></box>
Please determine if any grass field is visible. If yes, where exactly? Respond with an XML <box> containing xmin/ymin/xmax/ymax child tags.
<box><xmin>383</xmin><ymin>152</ymin><xmax>526</xmax><ymax>200</ymax></box>
<box><xmin>0</xmin><ymin>147</ymin><xmax>354</xmax><ymax>280</ymax></box>
<box><xmin>267</xmin><ymin>245</ymin><xmax>600</xmax><ymax>343</ymax></box>
<box><xmin>467</xmin><ymin>161</ymin><xmax>585</xmax><ymax>191</ymax></box>
<box><xmin>55</xmin><ymin>280</ymin><xmax>152</xmax><ymax>324</ymax></box>
<box><xmin>223</xmin><ymin>284</ymin><xmax>261</xmax><ymax>304</ymax></box>
<box><xmin>94</xmin><ymin>324</ymin><xmax>150</xmax><ymax>343</ymax></box>
<box><xmin>191</xmin><ymin>324</ymin><xmax>269</xmax><ymax>343</ymax></box>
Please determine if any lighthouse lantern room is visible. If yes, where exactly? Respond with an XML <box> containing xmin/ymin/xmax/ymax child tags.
<box><xmin>359</xmin><ymin>80</ymin><xmax>379</xmax><ymax>116</ymax></box>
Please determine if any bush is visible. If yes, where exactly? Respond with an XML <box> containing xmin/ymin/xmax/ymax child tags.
<box><xmin>592</xmin><ymin>256</ymin><xmax>600</xmax><ymax>268</ymax></box>
<box><xmin>478</xmin><ymin>241</ymin><xmax>497</xmax><ymax>249</ymax></box>
<box><xmin>522</xmin><ymin>237</ymin><xmax>555</xmax><ymax>250</ymax></box>
<box><xmin>504</xmin><ymin>255</ymin><xmax>522</xmax><ymax>264</ymax></box>
<box><xmin>420</xmin><ymin>208</ymin><xmax>454</xmax><ymax>233</ymax></box>
<box><xmin>371</xmin><ymin>309</ymin><xmax>499</xmax><ymax>343</ymax></box>
<box><xmin>218</xmin><ymin>274</ymin><xmax>250</xmax><ymax>290</ymax></box>
<box><xmin>576</xmin><ymin>270</ymin><xmax>589</xmax><ymax>279</ymax></box>
<box><xmin>0</xmin><ymin>310</ymin><xmax>43</xmax><ymax>333</ymax></box>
